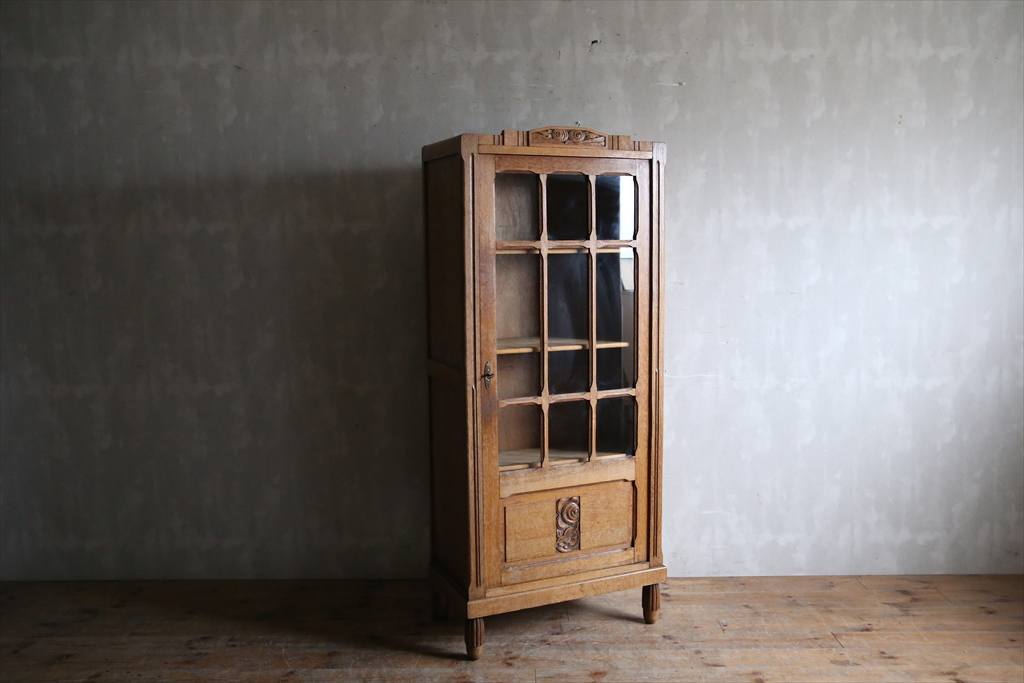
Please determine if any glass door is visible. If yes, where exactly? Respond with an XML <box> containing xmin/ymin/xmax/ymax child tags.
<box><xmin>480</xmin><ymin>156</ymin><xmax>649</xmax><ymax>477</ymax></box>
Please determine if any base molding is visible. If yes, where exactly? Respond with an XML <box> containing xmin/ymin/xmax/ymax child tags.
<box><xmin>429</xmin><ymin>563</ymin><xmax>667</xmax><ymax>619</ymax></box>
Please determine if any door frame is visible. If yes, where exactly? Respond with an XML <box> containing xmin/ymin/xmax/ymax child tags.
<box><xmin>474</xmin><ymin>153</ymin><xmax>654</xmax><ymax>591</ymax></box>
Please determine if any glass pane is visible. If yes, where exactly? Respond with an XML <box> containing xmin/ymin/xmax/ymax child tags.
<box><xmin>596</xmin><ymin>397</ymin><xmax>635</xmax><ymax>458</ymax></box>
<box><xmin>548</xmin><ymin>252</ymin><xmax>589</xmax><ymax>393</ymax></box>
<box><xmin>549</xmin><ymin>349</ymin><xmax>588</xmax><ymax>395</ymax></box>
<box><xmin>596</xmin><ymin>175</ymin><xmax>636</xmax><ymax>240</ymax></box>
<box><xmin>499</xmin><ymin>404</ymin><xmax>542</xmax><ymax>470</ymax></box>
<box><xmin>498</xmin><ymin>353</ymin><xmax>539</xmax><ymax>400</ymax></box>
<box><xmin>496</xmin><ymin>173</ymin><xmax>539</xmax><ymax>241</ymax></box>
<box><xmin>596</xmin><ymin>249</ymin><xmax>636</xmax><ymax>390</ymax></box>
<box><xmin>549</xmin><ymin>400</ymin><xmax>590</xmax><ymax>464</ymax></box>
<box><xmin>548</xmin><ymin>253</ymin><xmax>588</xmax><ymax>339</ymax></box>
<box><xmin>546</xmin><ymin>174</ymin><xmax>589</xmax><ymax>240</ymax></box>
<box><xmin>497</xmin><ymin>253</ymin><xmax>539</xmax><ymax>342</ymax></box>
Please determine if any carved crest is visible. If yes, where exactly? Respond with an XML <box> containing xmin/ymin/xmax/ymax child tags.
<box><xmin>529</xmin><ymin>127</ymin><xmax>608</xmax><ymax>148</ymax></box>
<box><xmin>555</xmin><ymin>497</ymin><xmax>581</xmax><ymax>552</ymax></box>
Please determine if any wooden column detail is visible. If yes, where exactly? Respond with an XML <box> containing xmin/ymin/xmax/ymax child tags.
<box><xmin>465</xmin><ymin>617</ymin><xmax>485</xmax><ymax>660</ymax></box>
<box><xmin>642</xmin><ymin>583</ymin><xmax>661</xmax><ymax>624</ymax></box>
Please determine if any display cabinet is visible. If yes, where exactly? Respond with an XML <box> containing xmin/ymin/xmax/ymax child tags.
<box><xmin>423</xmin><ymin>126</ymin><xmax>666</xmax><ymax>659</ymax></box>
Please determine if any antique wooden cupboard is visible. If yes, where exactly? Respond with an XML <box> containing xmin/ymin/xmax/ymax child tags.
<box><xmin>423</xmin><ymin>127</ymin><xmax>666</xmax><ymax>659</ymax></box>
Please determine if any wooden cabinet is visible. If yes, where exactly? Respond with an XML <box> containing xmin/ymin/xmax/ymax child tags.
<box><xmin>423</xmin><ymin>127</ymin><xmax>666</xmax><ymax>659</ymax></box>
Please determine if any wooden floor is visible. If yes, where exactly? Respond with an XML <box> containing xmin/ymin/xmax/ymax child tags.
<box><xmin>1</xmin><ymin>576</ymin><xmax>1021</xmax><ymax>682</ymax></box>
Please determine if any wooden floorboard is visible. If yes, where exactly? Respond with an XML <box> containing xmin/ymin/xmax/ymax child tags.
<box><xmin>1</xmin><ymin>576</ymin><xmax>1021</xmax><ymax>682</ymax></box>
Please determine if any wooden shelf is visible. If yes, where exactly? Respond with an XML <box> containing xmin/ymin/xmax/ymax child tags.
<box><xmin>497</xmin><ymin>247</ymin><xmax>633</xmax><ymax>255</ymax></box>
<box><xmin>497</xmin><ymin>337</ymin><xmax>630</xmax><ymax>355</ymax></box>
<box><xmin>498</xmin><ymin>448</ymin><xmax>631</xmax><ymax>471</ymax></box>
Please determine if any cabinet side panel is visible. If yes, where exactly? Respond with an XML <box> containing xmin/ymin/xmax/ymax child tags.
<box><xmin>425</xmin><ymin>155</ymin><xmax>467</xmax><ymax>369</ymax></box>
<box><xmin>429</xmin><ymin>375</ymin><xmax>470</xmax><ymax>587</ymax></box>
<box><xmin>424</xmin><ymin>153</ymin><xmax>472</xmax><ymax>589</ymax></box>
<box><xmin>649</xmin><ymin>142</ymin><xmax>666</xmax><ymax>567</ymax></box>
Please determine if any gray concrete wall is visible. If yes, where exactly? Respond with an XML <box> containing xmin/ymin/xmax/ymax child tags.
<box><xmin>1</xmin><ymin>1</ymin><xmax>1021</xmax><ymax>580</ymax></box>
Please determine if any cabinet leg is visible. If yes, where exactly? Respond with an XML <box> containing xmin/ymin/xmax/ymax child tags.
<box><xmin>431</xmin><ymin>589</ymin><xmax>449</xmax><ymax>621</ymax></box>
<box><xmin>642</xmin><ymin>583</ymin><xmax>661</xmax><ymax>624</ymax></box>
<box><xmin>464</xmin><ymin>617</ymin><xmax>484</xmax><ymax>660</ymax></box>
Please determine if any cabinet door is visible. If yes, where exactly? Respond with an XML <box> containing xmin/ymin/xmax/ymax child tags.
<box><xmin>476</xmin><ymin>154</ymin><xmax>651</xmax><ymax>586</ymax></box>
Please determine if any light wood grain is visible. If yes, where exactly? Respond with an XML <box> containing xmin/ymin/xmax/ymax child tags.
<box><xmin>504</xmin><ymin>499</ymin><xmax>554</xmax><ymax>562</ymax></box>
<box><xmin>3</xmin><ymin>576</ymin><xmax>1019</xmax><ymax>681</ymax></box>
<box><xmin>500</xmin><ymin>548</ymin><xmax>637</xmax><ymax>587</ymax></box>
<box><xmin>580</xmin><ymin>484</ymin><xmax>634</xmax><ymax>550</ymax></box>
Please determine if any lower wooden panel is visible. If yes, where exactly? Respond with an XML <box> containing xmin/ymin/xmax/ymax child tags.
<box><xmin>484</xmin><ymin>560</ymin><xmax>652</xmax><ymax>597</ymax></box>
<box><xmin>580</xmin><ymin>485</ymin><xmax>633</xmax><ymax>549</ymax></box>
<box><xmin>500</xmin><ymin>480</ymin><xmax>636</xmax><ymax>585</ymax></box>
<box><xmin>504</xmin><ymin>500</ymin><xmax>552</xmax><ymax>563</ymax></box>
<box><xmin>502</xmin><ymin>548</ymin><xmax>636</xmax><ymax>586</ymax></box>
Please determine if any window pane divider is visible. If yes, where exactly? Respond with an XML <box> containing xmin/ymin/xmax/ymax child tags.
<box><xmin>587</xmin><ymin>174</ymin><xmax>598</xmax><ymax>464</ymax></box>
<box><xmin>595</xmin><ymin>388</ymin><xmax>636</xmax><ymax>400</ymax></box>
<box><xmin>546</xmin><ymin>391</ymin><xmax>590</xmax><ymax>404</ymax></box>
<box><xmin>539</xmin><ymin>174</ymin><xmax>550</xmax><ymax>470</ymax></box>
<box><xmin>499</xmin><ymin>396</ymin><xmax>543</xmax><ymax>408</ymax></box>
<box><xmin>496</xmin><ymin>240</ymin><xmax>542</xmax><ymax>253</ymax></box>
<box><xmin>594</xmin><ymin>240</ymin><xmax>638</xmax><ymax>248</ymax></box>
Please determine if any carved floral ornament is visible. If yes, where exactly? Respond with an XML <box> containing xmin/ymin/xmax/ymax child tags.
<box><xmin>530</xmin><ymin>127</ymin><xmax>607</xmax><ymax>147</ymax></box>
<box><xmin>555</xmin><ymin>497</ymin><xmax>581</xmax><ymax>553</ymax></box>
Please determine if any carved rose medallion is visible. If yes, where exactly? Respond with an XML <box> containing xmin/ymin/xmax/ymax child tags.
<box><xmin>555</xmin><ymin>497</ymin><xmax>581</xmax><ymax>553</ymax></box>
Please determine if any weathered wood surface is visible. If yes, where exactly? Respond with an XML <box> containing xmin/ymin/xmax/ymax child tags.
<box><xmin>1</xmin><ymin>575</ymin><xmax>1021</xmax><ymax>682</ymax></box>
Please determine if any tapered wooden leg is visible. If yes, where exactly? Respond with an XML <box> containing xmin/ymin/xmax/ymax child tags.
<box><xmin>464</xmin><ymin>617</ymin><xmax>484</xmax><ymax>660</ymax></box>
<box><xmin>642</xmin><ymin>583</ymin><xmax>661</xmax><ymax>624</ymax></box>
<box><xmin>431</xmin><ymin>589</ymin><xmax>449</xmax><ymax>621</ymax></box>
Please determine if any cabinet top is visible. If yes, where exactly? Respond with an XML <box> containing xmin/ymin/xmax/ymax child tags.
<box><xmin>422</xmin><ymin>126</ymin><xmax>665</xmax><ymax>163</ymax></box>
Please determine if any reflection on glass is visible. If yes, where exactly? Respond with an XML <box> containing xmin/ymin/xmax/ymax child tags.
<box><xmin>549</xmin><ymin>349</ymin><xmax>588</xmax><ymax>395</ymax></box>
<box><xmin>548</xmin><ymin>253</ymin><xmax>588</xmax><ymax>339</ymax></box>
<box><xmin>498</xmin><ymin>404</ymin><xmax>542</xmax><ymax>470</ymax></box>
<box><xmin>548</xmin><ymin>252</ymin><xmax>589</xmax><ymax>393</ymax></box>
<box><xmin>496</xmin><ymin>173</ymin><xmax>539</xmax><ymax>241</ymax></box>
<box><xmin>549</xmin><ymin>400</ymin><xmax>590</xmax><ymax>464</ymax></box>
<box><xmin>546</xmin><ymin>174</ymin><xmax>589</xmax><ymax>240</ymax></box>
<box><xmin>596</xmin><ymin>175</ymin><xmax>636</xmax><ymax>240</ymax></box>
<box><xmin>498</xmin><ymin>353</ymin><xmax>539</xmax><ymax>400</ymax></box>
<box><xmin>597</xmin><ymin>347</ymin><xmax>633</xmax><ymax>391</ymax></box>
<box><xmin>596</xmin><ymin>397</ymin><xmax>635</xmax><ymax>457</ymax></box>
<box><xmin>596</xmin><ymin>249</ymin><xmax>635</xmax><ymax>390</ymax></box>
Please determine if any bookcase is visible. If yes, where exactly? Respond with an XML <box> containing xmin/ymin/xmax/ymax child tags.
<box><xmin>423</xmin><ymin>127</ymin><xmax>666</xmax><ymax>659</ymax></box>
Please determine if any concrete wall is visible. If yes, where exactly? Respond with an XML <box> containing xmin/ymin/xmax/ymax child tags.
<box><xmin>1</xmin><ymin>1</ymin><xmax>1021</xmax><ymax>580</ymax></box>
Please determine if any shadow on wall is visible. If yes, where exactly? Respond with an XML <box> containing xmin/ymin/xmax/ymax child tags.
<box><xmin>0</xmin><ymin>169</ymin><xmax>431</xmax><ymax>579</ymax></box>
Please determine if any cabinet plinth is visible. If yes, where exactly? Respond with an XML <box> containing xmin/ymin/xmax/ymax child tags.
<box><xmin>424</xmin><ymin>127</ymin><xmax>666</xmax><ymax>659</ymax></box>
